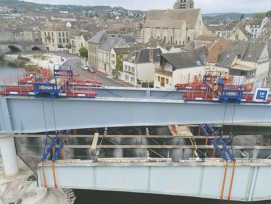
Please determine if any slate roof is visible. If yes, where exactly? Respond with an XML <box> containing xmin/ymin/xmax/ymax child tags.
<box><xmin>98</xmin><ymin>37</ymin><xmax>124</xmax><ymax>52</ymax></box>
<box><xmin>88</xmin><ymin>30</ymin><xmax>106</xmax><ymax>44</ymax></box>
<box><xmin>161</xmin><ymin>51</ymin><xmax>204</xmax><ymax>70</ymax></box>
<box><xmin>127</xmin><ymin>48</ymin><xmax>162</xmax><ymax>64</ymax></box>
<box><xmin>217</xmin><ymin>41</ymin><xmax>267</xmax><ymax>68</ymax></box>
<box><xmin>144</xmin><ymin>9</ymin><xmax>200</xmax><ymax>29</ymax></box>
<box><xmin>136</xmin><ymin>48</ymin><xmax>162</xmax><ymax>63</ymax></box>
<box><xmin>113</xmin><ymin>47</ymin><xmax>136</xmax><ymax>55</ymax></box>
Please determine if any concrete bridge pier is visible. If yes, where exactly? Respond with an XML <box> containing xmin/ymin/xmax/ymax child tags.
<box><xmin>0</xmin><ymin>134</ymin><xmax>19</xmax><ymax>176</ymax></box>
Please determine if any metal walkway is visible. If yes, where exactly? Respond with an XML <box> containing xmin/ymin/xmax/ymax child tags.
<box><xmin>1</xmin><ymin>87</ymin><xmax>271</xmax><ymax>133</ymax></box>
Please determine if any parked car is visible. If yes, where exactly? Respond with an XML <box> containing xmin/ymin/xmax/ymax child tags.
<box><xmin>81</xmin><ymin>65</ymin><xmax>96</xmax><ymax>73</ymax></box>
<box><xmin>88</xmin><ymin>67</ymin><xmax>96</xmax><ymax>73</ymax></box>
<box><xmin>81</xmin><ymin>65</ymin><xmax>89</xmax><ymax>71</ymax></box>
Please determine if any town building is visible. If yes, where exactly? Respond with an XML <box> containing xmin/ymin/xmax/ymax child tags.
<box><xmin>154</xmin><ymin>51</ymin><xmax>205</xmax><ymax>89</ymax></box>
<box><xmin>88</xmin><ymin>31</ymin><xmax>107</xmax><ymax>69</ymax></box>
<box><xmin>41</xmin><ymin>23</ymin><xmax>70</xmax><ymax>51</ymax></box>
<box><xmin>173</xmin><ymin>0</ymin><xmax>194</xmax><ymax>9</ymax></box>
<box><xmin>217</xmin><ymin>41</ymin><xmax>270</xmax><ymax>89</ymax></box>
<box><xmin>97</xmin><ymin>37</ymin><xmax>129</xmax><ymax>75</ymax></box>
<box><xmin>142</xmin><ymin>7</ymin><xmax>203</xmax><ymax>45</ymax></box>
<box><xmin>110</xmin><ymin>47</ymin><xmax>137</xmax><ymax>78</ymax></box>
<box><xmin>106</xmin><ymin>23</ymin><xmax>137</xmax><ymax>35</ymax></box>
<box><xmin>119</xmin><ymin>48</ymin><xmax>162</xmax><ymax>86</ymax></box>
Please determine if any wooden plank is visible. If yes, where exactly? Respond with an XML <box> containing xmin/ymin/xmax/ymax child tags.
<box><xmin>91</xmin><ymin>133</ymin><xmax>99</xmax><ymax>150</ymax></box>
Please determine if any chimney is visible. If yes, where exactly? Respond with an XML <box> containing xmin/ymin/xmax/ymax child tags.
<box><xmin>149</xmin><ymin>49</ymin><xmax>154</xmax><ymax>62</ymax></box>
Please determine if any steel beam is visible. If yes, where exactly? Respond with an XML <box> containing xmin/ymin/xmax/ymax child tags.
<box><xmin>37</xmin><ymin>160</ymin><xmax>271</xmax><ymax>201</ymax></box>
<box><xmin>1</xmin><ymin>94</ymin><xmax>271</xmax><ymax>133</ymax></box>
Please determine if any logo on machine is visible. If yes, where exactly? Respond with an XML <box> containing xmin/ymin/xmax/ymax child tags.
<box><xmin>253</xmin><ymin>88</ymin><xmax>270</xmax><ymax>102</ymax></box>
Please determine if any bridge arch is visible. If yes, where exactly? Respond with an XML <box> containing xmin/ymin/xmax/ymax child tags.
<box><xmin>32</xmin><ymin>46</ymin><xmax>42</xmax><ymax>51</ymax></box>
<box><xmin>7</xmin><ymin>45</ymin><xmax>22</xmax><ymax>53</ymax></box>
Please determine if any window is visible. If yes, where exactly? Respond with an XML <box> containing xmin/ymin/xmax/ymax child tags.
<box><xmin>62</xmin><ymin>32</ymin><xmax>65</xmax><ymax>37</ymax></box>
<box><xmin>66</xmin><ymin>39</ymin><xmax>69</xmax><ymax>43</ymax></box>
<box><xmin>166</xmin><ymin>78</ymin><xmax>169</xmax><ymax>84</ymax></box>
<box><xmin>125</xmin><ymin>65</ymin><xmax>128</xmax><ymax>70</ymax></box>
<box><xmin>158</xmin><ymin>76</ymin><xmax>160</xmax><ymax>81</ymax></box>
<box><xmin>63</xmin><ymin>39</ymin><xmax>65</xmax><ymax>43</ymax></box>
<box><xmin>125</xmin><ymin>75</ymin><xmax>129</xmax><ymax>80</ymax></box>
<box><xmin>59</xmin><ymin>39</ymin><xmax>62</xmax><ymax>43</ymax></box>
<box><xmin>59</xmin><ymin>33</ymin><xmax>61</xmax><ymax>37</ymax></box>
<box><xmin>131</xmin><ymin>77</ymin><xmax>134</xmax><ymax>82</ymax></box>
<box><xmin>131</xmin><ymin>67</ymin><xmax>135</xmax><ymax>73</ymax></box>
<box><xmin>66</xmin><ymin>32</ymin><xmax>68</xmax><ymax>37</ymax></box>
<box><xmin>160</xmin><ymin>77</ymin><xmax>165</xmax><ymax>87</ymax></box>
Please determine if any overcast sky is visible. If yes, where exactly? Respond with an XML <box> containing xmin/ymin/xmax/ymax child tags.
<box><xmin>24</xmin><ymin>0</ymin><xmax>269</xmax><ymax>13</ymax></box>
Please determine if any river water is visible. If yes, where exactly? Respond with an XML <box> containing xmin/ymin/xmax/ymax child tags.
<box><xmin>0</xmin><ymin>66</ymin><xmax>25</xmax><ymax>83</ymax></box>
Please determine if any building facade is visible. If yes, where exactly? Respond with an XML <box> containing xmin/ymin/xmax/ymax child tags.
<box><xmin>142</xmin><ymin>9</ymin><xmax>203</xmax><ymax>45</ymax></box>
<box><xmin>173</xmin><ymin>0</ymin><xmax>194</xmax><ymax>9</ymax></box>
<box><xmin>154</xmin><ymin>52</ymin><xmax>205</xmax><ymax>89</ymax></box>
<box><xmin>41</xmin><ymin>23</ymin><xmax>70</xmax><ymax>51</ymax></box>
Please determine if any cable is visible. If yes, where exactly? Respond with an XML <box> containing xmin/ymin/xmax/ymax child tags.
<box><xmin>51</xmin><ymin>98</ymin><xmax>57</xmax><ymax>134</ymax></box>
<box><xmin>41</xmin><ymin>99</ymin><xmax>49</xmax><ymax>155</ymax></box>
<box><xmin>221</xmin><ymin>104</ymin><xmax>227</xmax><ymax>135</ymax></box>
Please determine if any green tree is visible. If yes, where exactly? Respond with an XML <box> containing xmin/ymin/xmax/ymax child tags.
<box><xmin>0</xmin><ymin>54</ymin><xmax>5</xmax><ymax>62</ymax></box>
<box><xmin>266</xmin><ymin>10</ymin><xmax>271</xmax><ymax>17</ymax></box>
<box><xmin>79</xmin><ymin>47</ymin><xmax>88</xmax><ymax>58</ymax></box>
<box><xmin>254</xmin><ymin>13</ymin><xmax>265</xmax><ymax>19</ymax></box>
<box><xmin>113</xmin><ymin>55</ymin><xmax>123</xmax><ymax>78</ymax></box>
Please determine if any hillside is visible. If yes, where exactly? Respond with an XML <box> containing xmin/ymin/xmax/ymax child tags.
<box><xmin>0</xmin><ymin>0</ymin><xmax>145</xmax><ymax>19</ymax></box>
<box><xmin>203</xmin><ymin>12</ymin><xmax>258</xmax><ymax>21</ymax></box>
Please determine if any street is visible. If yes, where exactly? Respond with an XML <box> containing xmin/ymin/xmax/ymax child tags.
<box><xmin>63</xmin><ymin>57</ymin><xmax>128</xmax><ymax>87</ymax></box>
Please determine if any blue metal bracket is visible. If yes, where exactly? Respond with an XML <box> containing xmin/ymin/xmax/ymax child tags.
<box><xmin>199</xmin><ymin>124</ymin><xmax>210</xmax><ymax>136</ymax></box>
<box><xmin>52</xmin><ymin>139</ymin><xmax>66</xmax><ymax>162</ymax></box>
<box><xmin>205</xmin><ymin>124</ymin><xmax>217</xmax><ymax>136</ymax></box>
<box><xmin>211</xmin><ymin>140</ymin><xmax>228</xmax><ymax>161</ymax></box>
<box><xmin>41</xmin><ymin>135</ymin><xmax>59</xmax><ymax>162</ymax></box>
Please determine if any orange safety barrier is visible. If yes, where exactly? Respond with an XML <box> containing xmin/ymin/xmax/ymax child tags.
<box><xmin>220</xmin><ymin>162</ymin><xmax>228</xmax><ymax>200</ymax></box>
<box><xmin>51</xmin><ymin>162</ymin><xmax>57</xmax><ymax>188</ymax></box>
<box><xmin>42</xmin><ymin>162</ymin><xmax>47</xmax><ymax>188</ymax></box>
<box><xmin>227</xmin><ymin>162</ymin><xmax>236</xmax><ymax>201</ymax></box>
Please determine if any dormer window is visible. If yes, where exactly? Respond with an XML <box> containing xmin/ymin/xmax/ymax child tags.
<box><xmin>237</xmin><ymin>54</ymin><xmax>241</xmax><ymax>59</ymax></box>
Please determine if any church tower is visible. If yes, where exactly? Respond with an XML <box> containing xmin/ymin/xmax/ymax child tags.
<box><xmin>173</xmin><ymin>0</ymin><xmax>194</xmax><ymax>9</ymax></box>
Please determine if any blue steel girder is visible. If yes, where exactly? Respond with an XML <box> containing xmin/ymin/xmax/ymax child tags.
<box><xmin>1</xmin><ymin>92</ymin><xmax>271</xmax><ymax>133</ymax></box>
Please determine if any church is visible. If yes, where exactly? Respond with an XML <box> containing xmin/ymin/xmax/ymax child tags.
<box><xmin>142</xmin><ymin>0</ymin><xmax>203</xmax><ymax>46</ymax></box>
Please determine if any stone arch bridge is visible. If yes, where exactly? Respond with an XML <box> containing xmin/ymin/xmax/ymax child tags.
<box><xmin>0</xmin><ymin>41</ymin><xmax>46</xmax><ymax>53</ymax></box>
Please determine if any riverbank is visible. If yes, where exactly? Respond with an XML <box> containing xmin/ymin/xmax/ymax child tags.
<box><xmin>5</xmin><ymin>53</ymin><xmax>68</xmax><ymax>71</ymax></box>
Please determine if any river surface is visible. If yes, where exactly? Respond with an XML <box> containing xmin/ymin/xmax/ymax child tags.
<box><xmin>0</xmin><ymin>66</ymin><xmax>25</xmax><ymax>82</ymax></box>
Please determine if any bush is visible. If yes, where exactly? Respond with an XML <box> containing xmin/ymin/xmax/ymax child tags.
<box><xmin>0</xmin><ymin>54</ymin><xmax>5</xmax><ymax>61</ymax></box>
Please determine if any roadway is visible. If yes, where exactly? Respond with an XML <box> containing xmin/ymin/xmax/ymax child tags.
<box><xmin>63</xmin><ymin>57</ymin><xmax>128</xmax><ymax>87</ymax></box>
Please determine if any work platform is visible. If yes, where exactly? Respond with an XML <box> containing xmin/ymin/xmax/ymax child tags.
<box><xmin>0</xmin><ymin>87</ymin><xmax>271</xmax><ymax>133</ymax></box>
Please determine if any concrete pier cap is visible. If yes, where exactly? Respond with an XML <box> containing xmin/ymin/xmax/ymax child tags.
<box><xmin>0</xmin><ymin>134</ymin><xmax>19</xmax><ymax>176</ymax></box>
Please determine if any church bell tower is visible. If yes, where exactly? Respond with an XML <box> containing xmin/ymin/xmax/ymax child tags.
<box><xmin>173</xmin><ymin>0</ymin><xmax>194</xmax><ymax>9</ymax></box>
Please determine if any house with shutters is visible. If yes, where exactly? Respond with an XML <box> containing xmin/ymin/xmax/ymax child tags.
<box><xmin>154</xmin><ymin>51</ymin><xmax>205</xmax><ymax>89</ymax></box>
<box><xmin>119</xmin><ymin>48</ymin><xmax>162</xmax><ymax>86</ymax></box>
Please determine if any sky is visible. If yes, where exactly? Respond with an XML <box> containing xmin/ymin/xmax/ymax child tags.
<box><xmin>23</xmin><ymin>0</ymin><xmax>270</xmax><ymax>14</ymax></box>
